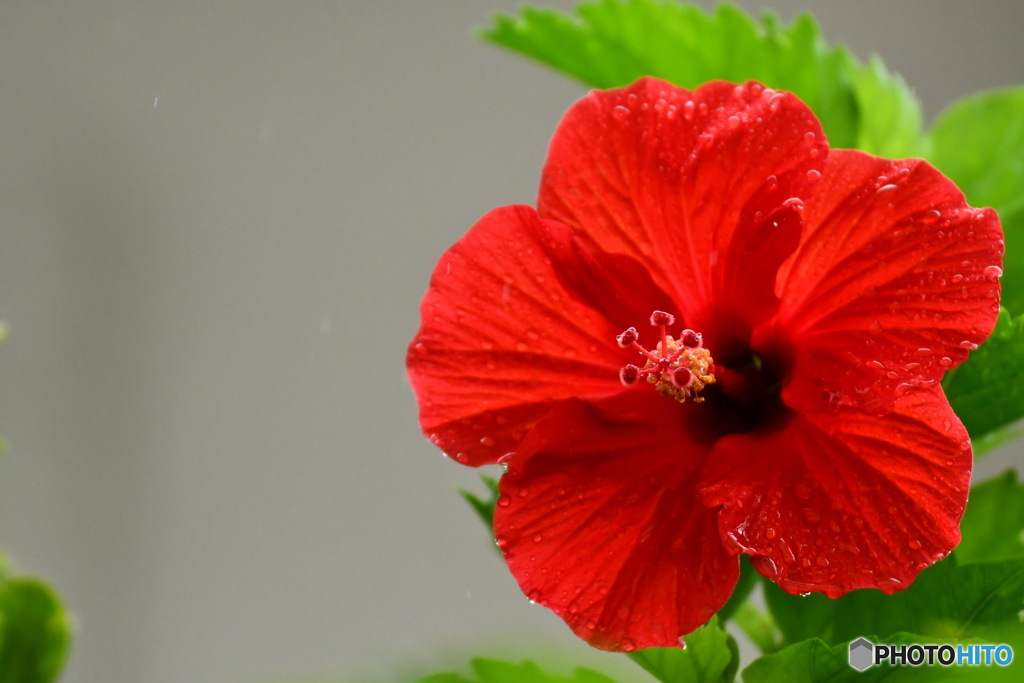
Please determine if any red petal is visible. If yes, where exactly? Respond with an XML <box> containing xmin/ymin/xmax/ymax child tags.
<box><xmin>768</xmin><ymin>150</ymin><xmax>1003</xmax><ymax>415</ymax></box>
<box><xmin>700</xmin><ymin>385</ymin><xmax>970</xmax><ymax>597</ymax></box>
<box><xmin>407</xmin><ymin>205</ymin><xmax>671</xmax><ymax>466</ymax></box>
<box><xmin>538</xmin><ymin>77</ymin><xmax>826</xmax><ymax>342</ymax></box>
<box><xmin>494</xmin><ymin>393</ymin><xmax>736</xmax><ymax>651</ymax></box>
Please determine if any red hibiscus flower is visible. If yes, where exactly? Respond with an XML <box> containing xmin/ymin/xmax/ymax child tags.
<box><xmin>406</xmin><ymin>77</ymin><xmax>1003</xmax><ymax>652</ymax></box>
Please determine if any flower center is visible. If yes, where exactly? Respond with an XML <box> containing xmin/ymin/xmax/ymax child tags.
<box><xmin>617</xmin><ymin>311</ymin><xmax>715</xmax><ymax>403</ymax></box>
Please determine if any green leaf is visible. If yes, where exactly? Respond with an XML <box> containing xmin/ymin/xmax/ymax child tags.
<box><xmin>628</xmin><ymin>616</ymin><xmax>739</xmax><ymax>683</ymax></box>
<box><xmin>741</xmin><ymin>638</ymin><xmax>845</xmax><ymax>683</ymax></box>
<box><xmin>929</xmin><ymin>87</ymin><xmax>1024</xmax><ymax>217</ymax></box>
<box><xmin>731</xmin><ymin>601</ymin><xmax>781</xmax><ymax>656</ymax></box>
<box><xmin>742</xmin><ymin>633</ymin><xmax>1019</xmax><ymax>682</ymax></box>
<box><xmin>412</xmin><ymin>660</ymin><xmax>622</xmax><ymax>683</ymax></box>
<box><xmin>958</xmin><ymin>469</ymin><xmax>1024</xmax><ymax>563</ymax></box>
<box><xmin>413</xmin><ymin>675</ymin><xmax>473</xmax><ymax>683</ymax></box>
<box><xmin>480</xmin><ymin>0</ymin><xmax>926</xmax><ymax>155</ymax></box>
<box><xmin>717</xmin><ymin>555</ymin><xmax>758</xmax><ymax>624</ymax></box>
<box><xmin>928</xmin><ymin>86</ymin><xmax>1024</xmax><ymax>316</ymax></box>
<box><xmin>929</xmin><ymin>86</ymin><xmax>1024</xmax><ymax>313</ymax></box>
<box><xmin>458</xmin><ymin>474</ymin><xmax>500</xmax><ymax>530</ymax></box>
<box><xmin>761</xmin><ymin>553</ymin><xmax>1024</xmax><ymax>648</ymax></box>
<box><xmin>943</xmin><ymin>308</ymin><xmax>1024</xmax><ymax>440</ymax></box>
<box><xmin>0</xmin><ymin>578</ymin><xmax>72</xmax><ymax>683</ymax></box>
<box><xmin>851</xmin><ymin>55</ymin><xmax>928</xmax><ymax>158</ymax></box>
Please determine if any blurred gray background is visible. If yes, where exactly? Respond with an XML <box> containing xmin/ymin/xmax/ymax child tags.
<box><xmin>0</xmin><ymin>1</ymin><xmax>1021</xmax><ymax>682</ymax></box>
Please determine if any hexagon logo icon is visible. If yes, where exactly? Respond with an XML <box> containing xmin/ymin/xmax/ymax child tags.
<box><xmin>849</xmin><ymin>638</ymin><xmax>874</xmax><ymax>671</ymax></box>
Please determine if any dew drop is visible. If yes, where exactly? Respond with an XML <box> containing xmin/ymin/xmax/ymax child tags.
<box><xmin>518</xmin><ymin>486</ymin><xmax>530</xmax><ymax>497</ymax></box>
<box><xmin>939</xmin><ymin>357</ymin><xmax>952</xmax><ymax>367</ymax></box>
<box><xmin>807</xmin><ymin>169</ymin><xmax>821</xmax><ymax>181</ymax></box>
<box><xmin>951</xmin><ymin>274</ymin><xmax>963</xmax><ymax>284</ymax></box>
<box><xmin>908</xmin><ymin>539</ymin><xmax>922</xmax><ymax>550</ymax></box>
<box><xmin>960</xmin><ymin>439</ymin><xmax>971</xmax><ymax>451</ymax></box>
<box><xmin>515</xmin><ymin>341</ymin><xmax>528</xmax><ymax>352</ymax></box>
<box><xmin>612</xmin><ymin>105</ymin><xmax>631</xmax><ymax>121</ymax></box>
<box><xmin>765</xmin><ymin>527</ymin><xmax>776</xmax><ymax>540</ymax></box>
<box><xmin>801</xmin><ymin>558</ymin><xmax>812</xmax><ymax>568</ymax></box>
<box><xmin>877</xmin><ymin>184</ymin><xmax>898</xmax><ymax>194</ymax></box>
<box><xmin>985</xmin><ymin>265</ymin><xmax>1003</xmax><ymax>280</ymax></box>
<box><xmin>497</xmin><ymin>495</ymin><xmax>510</xmax><ymax>508</ymax></box>
<box><xmin>495</xmin><ymin>536</ymin><xmax>508</xmax><ymax>549</ymax></box>
<box><xmin>533</xmin><ymin>533</ymin><xmax>543</xmax><ymax>543</ymax></box>
<box><xmin>480</xmin><ymin>436</ymin><xmax>495</xmax><ymax>447</ymax></box>
<box><xmin>683</xmin><ymin>100</ymin><xmax>695</xmax><ymax>120</ymax></box>
<box><xmin>816</xmin><ymin>556</ymin><xmax>829</xmax><ymax>567</ymax></box>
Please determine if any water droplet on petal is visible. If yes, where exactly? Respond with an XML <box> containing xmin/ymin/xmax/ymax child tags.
<box><xmin>533</xmin><ymin>533</ymin><xmax>543</xmax><ymax>543</ymax></box>
<box><xmin>939</xmin><ymin>357</ymin><xmax>952</xmax><ymax>367</ymax></box>
<box><xmin>612</xmin><ymin>105</ymin><xmax>631</xmax><ymax>121</ymax></box>
<box><xmin>496</xmin><ymin>495</ymin><xmax>510</xmax><ymax>508</ymax></box>
<box><xmin>985</xmin><ymin>265</ymin><xmax>1003</xmax><ymax>280</ymax></box>
<box><xmin>909</xmin><ymin>539</ymin><xmax>922</xmax><ymax>550</ymax></box>
<box><xmin>807</xmin><ymin>169</ymin><xmax>821</xmax><ymax>181</ymax></box>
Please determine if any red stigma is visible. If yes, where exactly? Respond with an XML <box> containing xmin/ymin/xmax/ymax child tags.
<box><xmin>617</xmin><ymin>327</ymin><xmax>639</xmax><ymax>347</ymax></box>
<box><xmin>650</xmin><ymin>311</ymin><xmax>675</xmax><ymax>326</ymax></box>
<box><xmin>672</xmin><ymin>367</ymin><xmax>693</xmax><ymax>388</ymax></box>
<box><xmin>620</xmin><ymin>364</ymin><xmax>640</xmax><ymax>385</ymax></box>
<box><xmin>681</xmin><ymin>329</ymin><xmax>702</xmax><ymax>348</ymax></box>
<box><xmin>614</xmin><ymin>311</ymin><xmax>715</xmax><ymax>403</ymax></box>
